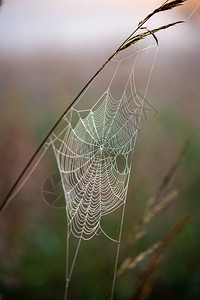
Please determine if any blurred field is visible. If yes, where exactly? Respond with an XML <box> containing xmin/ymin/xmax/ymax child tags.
<box><xmin>0</xmin><ymin>1</ymin><xmax>200</xmax><ymax>299</ymax></box>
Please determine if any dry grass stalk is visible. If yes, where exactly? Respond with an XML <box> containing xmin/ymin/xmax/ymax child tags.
<box><xmin>128</xmin><ymin>189</ymin><xmax>179</xmax><ymax>244</ymax></box>
<box><xmin>138</xmin><ymin>0</ymin><xmax>187</xmax><ymax>27</ymax></box>
<box><xmin>132</xmin><ymin>214</ymin><xmax>193</xmax><ymax>300</ymax></box>
<box><xmin>117</xmin><ymin>241</ymin><xmax>162</xmax><ymax>277</ymax></box>
<box><xmin>144</xmin><ymin>140</ymin><xmax>190</xmax><ymax>218</ymax></box>
<box><xmin>127</xmin><ymin>141</ymin><xmax>190</xmax><ymax>245</ymax></box>
<box><xmin>118</xmin><ymin>215</ymin><xmax>193</xmax><ymax>288</ymax></box>
<box><xmin>152</xmin><ymin>139</ymin><xmax>190</xmax><ymax>204</ymax></box>
<box><xmin>133</xmin><ymin>255</ymin><xmax>163</xmax><ymax>300</ymax></box>
<box><xmin>119</xmin><ymin>21</ymin><xmax>184</xmax><ymax>51</ymax></box>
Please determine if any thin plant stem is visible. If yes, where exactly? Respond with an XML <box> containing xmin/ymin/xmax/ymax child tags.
<box><xmin>0</xmin><ymin>0</ymin><xmax>185</xmax><ymax>214</ymax></box>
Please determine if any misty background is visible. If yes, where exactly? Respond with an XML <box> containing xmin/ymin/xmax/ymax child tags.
<box><xmin>0</xmin><ymin>0</ymin><xmax>200</xmax><ymax>299</ymax></box>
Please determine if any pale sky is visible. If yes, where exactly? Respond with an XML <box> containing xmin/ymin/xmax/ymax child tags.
<box><xmin>0</xmin><ymin>0</ymin><xmax>199</xmax><ymax>54</ymax></box>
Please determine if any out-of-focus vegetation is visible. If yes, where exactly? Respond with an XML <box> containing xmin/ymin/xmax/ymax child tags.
<box><xmin>0</xmin><ymin>1</ymin><xmax>200</xmax><ymax>299</ymax></box>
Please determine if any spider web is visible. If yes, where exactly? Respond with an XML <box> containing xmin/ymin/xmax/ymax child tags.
<box><xmin>51</xmin><ymin>75</ymin><xmax>140</xmax><ymax>240</ymax></box>
<box><xmin>42</xmin><ymin>44</ymin><xmax>158</xmax><ymax>299</ymax></box>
